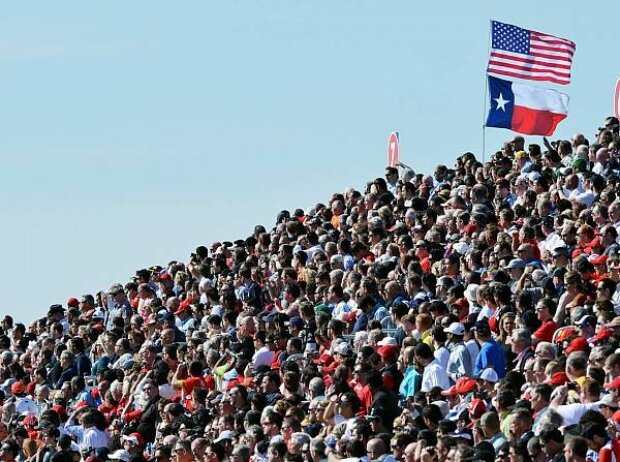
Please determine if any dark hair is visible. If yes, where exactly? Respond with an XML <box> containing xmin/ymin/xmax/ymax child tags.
<box><xmin>414</xmin><ymin>343</ymin><xmax>434</xmax><ymax>361</ymax></box>
<box><xmin>207</xmin><ymin>442</ymin><xmax>226</xmax><ymax>462</ymax></box>
<box><xmin>268</xmin><ymin>441</ymin><xmax>287</xmax><ymax>460</ymax></box>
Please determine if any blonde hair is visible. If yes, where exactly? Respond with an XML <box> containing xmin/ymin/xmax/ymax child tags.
<box><xmin>22</xmin><ymin>439</ymin><xmax>37</xmax><ymax>459</ymax></box>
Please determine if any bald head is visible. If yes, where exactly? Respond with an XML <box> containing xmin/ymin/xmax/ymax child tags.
<box><xmin>367</xmin><ymin>438</ymin><xmax>387</xmax><ymax>460</ymax></box>
<box><xmin>597</xmin><ymin>148</ymin><xmax>610</xmax><ymax>163</ymax></box>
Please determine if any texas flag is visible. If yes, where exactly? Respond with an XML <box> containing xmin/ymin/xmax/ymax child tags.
<box><xmin>486</xmin><ymin>75</ymin><xmax>569</xmax><ymax>136</ymax></box>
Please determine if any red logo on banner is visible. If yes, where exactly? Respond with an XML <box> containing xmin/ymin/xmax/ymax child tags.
<box><xmin>615</xmin><ymin>78</ymin><xmax>620</xmax><ymax>120</ymax></box>
<box><xmin>387</xmin><ymin>132</ymin><xmax>400</xmax><ymax>167</ymax></box>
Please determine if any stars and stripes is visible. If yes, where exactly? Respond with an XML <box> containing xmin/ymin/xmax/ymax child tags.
<box><xmin>487</xmin><ymin>21</ymin><xmax>576</xmax><ymax>86</ymax></box>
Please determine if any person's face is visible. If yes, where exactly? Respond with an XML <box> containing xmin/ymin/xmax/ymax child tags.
<box><xmin>219</xmin><ymin>396</ymin><xmax>234</xmax><ymax>415</ymax></box>
<box><xmin>338</xmin><ymin>397</ymin><xmax>352</xmax><ymax>416</ymax></box>
<box><xmin>61</xmin><ymin>383</ymin><xmax>71</xmax><ymax>398</ymax></box>
<box><xmin>403</xmin><ymin>445</ymin><xmax>415</xmax><ymax>462</ymax></box>
<box><xmin>35</xmin><ymin>388</ymin><xmax>48</xmax><ymax>402</ymax></box>
<box><xmin>172</xmin><ymin>444</ymin><xmax>187</xmax><ymax>461</ymax></box>
<box><xmin>143</xmin><ymin>383</ymin><xmax>157</xmax><ymax>400</ymax></box>
<box><xmin>230</xmin><ymin>449</ymin><xmax>245</xmax><ymax>462</ymax></box>
<box><xmin>507</xmin><ymin>447</ymin><xmax>521</xmax><ymax>462</ymax></box>
<box><xmin>162</xmin><ymin>330</ymin><xmax>175</xmax><ymax>344</ymax></box>
<box><xmin>267</xmin><ymin>447</ymin><xmax>279</xmax><ymax>462</ymax></box>
<box><xmin>502</xmin><ymin>317</ymin><xmax>515</xmax><ymax>335</ymax></box>
<box><xmin>563</xmin><ymin>444</ymin><xmax>577</xmax><ymax>462</ymax></box>
<box><xmin>596</xmin><ymin>283</ymin><xmax>610</xmax><ymax>301</ymax></box>
<box><xmin>509</xmin><ymin>416</ymin><xmax>526</xmax><ymax>439</ymax></box>
<box><xmin>535</xmin><ymin>303</ymin><xmax>550</xmax><ymax>321</ymax></box>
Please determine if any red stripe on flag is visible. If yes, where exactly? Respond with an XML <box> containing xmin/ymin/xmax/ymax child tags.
<box><xmin>530</xmin><ymin>32</ymin><xmax>576</xmax><ymax>49</ymax></box>
<box><xmin>487</xmin><ymin>68</ymin><xmax>570</xmax><ymax>86</ymax></box>
<box><xmin>490</xmin><ymin>52</ymin><xmax>572</xmax><ymax>70</ymax></box>
<box><xmin>527</xmin><ymin>51</ymin><xmax>574</xmax><ymax>62</ymax></box>
<box><xmin>488</xmin><ymin>60</ymin><xmax>571</xmax><ymax>78</ymax></box>
<box><xmin>511</xmin><ymin>105</ymin><xmax>567</xmax><ymax>136</ymax></box>
<box><xmin>530</xmin><ymin>44</ymin><xmax>575</xmax><ymax>56</ymax></box>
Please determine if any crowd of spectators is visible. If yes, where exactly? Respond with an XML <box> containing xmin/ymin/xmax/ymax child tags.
<box><xmin>2</xmin><ymin>116</ymin><xmax>620</xmax><ymax>462</ymax></box>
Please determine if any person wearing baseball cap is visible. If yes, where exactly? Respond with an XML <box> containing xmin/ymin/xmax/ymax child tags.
<box><xmin>443</xmin><ymin>323</ymin><xmax>472</xmax><ymax>383</ymax></box>
<box><xmin>377</xmin><ymin>344</ymin><xmax>403</xmax><ymax>392</ymax></box>
<box><xmin>121</xmin><ymin>432</ymin><xmax>145</xmax><ymax>458</ymax></box>
<box><xmin>12</xmin><ymin>381</ymin><xmax>38</xmax><ymax>417</ymax></box>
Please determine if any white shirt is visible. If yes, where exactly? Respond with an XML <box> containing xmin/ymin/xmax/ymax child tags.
<box><xmin>15</xmin><ymin>396</ymin><xmax>38</xmax><ymax>417</ymax></box>
<box><xmin>421</xmin><ymin>359</ymin><xmax>450</xmax><ymax>392</ymax></box>
<box><xmin>111</xmin><ymin>353</ymin><xmax>133</xmax><ymax>370</ymax></box>
<box><xmin>332</xmin><ymin>415</ymin><xmax>359</xmax><ymax>441</ymax></box>
<box><xmin>540</xmin><ymin>232</ymin><xmax>565</xmax><ymax>255</ymax></box>
<box><xmin>64</xmin><ymin>424</ymin><xmax>109</xmax><ymax>450</ymax></box>
<box><xmin>252</xmin><ymin>346</ymin><xmax>275</xmax><ymax>368</ymax></box>
<box><xmin>553</xmin><ymin>402</ymin><xmax>600</xmax><ymax>426</ymax></box>
<box><xmin>81</xmin><ymin>427</ymin><xmax>109</xmax><ymax>451</ymax></box>
<box><xmin>570</xmin><ymin>189</ymin><xmax>595</xmax><ymax>207</ymax></box>
<box><xmin>434</xmin><ymin>345</ymin><xmax>450</xmax><ymax>371</ymax></box>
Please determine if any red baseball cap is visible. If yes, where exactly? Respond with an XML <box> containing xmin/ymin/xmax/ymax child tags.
<box><xmin>589</xmin><ymin>328</ymin><xmax>613</xmax><ymax>344</ymax></box>
<box><xmin>377</xmin><ymin>345</ymin><xmax>399</xmax><ymax>358</ymax></box>
<box><xmin>565</xmin><ymin>337</ymin><xmax>589</xmax><ymax>354</ymax></box>
<box><xmin>547</xmin><ymin>372</ymin><xmax>569</xmax><ymax>386</ymax></box>
<box><xmin>11</xmin><ymin>382</ymin><xmax>24</xmax><ymax>394</ymax></box>
<box><xmin>67</xmin><ymin>297</ymin><xmax>79</xmax><ymax>308</ymax></box>
<box><xmin>159</xmin><ymin>272</ymin><xmax>171</xmax><ymax>281</ymax></box>
<box><xmin>174</xmin><ymin>305</ymin><xmax>191</xmax><ymax>316</ymax></box>
<box><xmin>468</xmin><ymin>398</ymin><xmax>486</xmax><ymax>418</ymax></box>
<box><xmin>51</xmin><ymin>404</ymin><xmax>67</xmax><ymax>419</ymax></box>
<box><xmin>440</xmin><ymin>385</ymin><xmax>459</xmax><ymax>397</ymax></box>
<box><xmin>457</xmin><ymin>378</ymin><xmax>478</xmax><ymax>394</ymax></box>
<box><xmin>452</xmin><ymin>298</ymin><xmax>469</xmax><ymax>312</ymax></box>
<box><xmin>312</xmin><ymin>353</ymin><xmax>333</xmax><ymax>366</ymax></box>
<box><xmin>554</xmin><ymin>327</ymin><xmax>577</xmax><ymax>344</ymax></box>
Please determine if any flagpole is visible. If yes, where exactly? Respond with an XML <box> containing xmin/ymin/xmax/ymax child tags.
<box><xmin>482</xmin><ymin>77</ymin><xmax>488</xmax><ymax>163</ymax></box>
<box><xmin>482</xmin><ymin>19</ymin><xmax>493</xmax><ymax>163</ymax></box>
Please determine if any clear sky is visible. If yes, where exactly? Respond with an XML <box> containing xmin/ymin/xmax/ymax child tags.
<box><xmin>1</xmin><ymin>1</ymin><xmax>617</xmax><ymax>324</ymax></box>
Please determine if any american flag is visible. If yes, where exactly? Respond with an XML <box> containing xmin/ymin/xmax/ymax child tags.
<box><xmin>487</xmin><ymin>21</ymin><xmax>576</xmax><ymax>86</ymax></box>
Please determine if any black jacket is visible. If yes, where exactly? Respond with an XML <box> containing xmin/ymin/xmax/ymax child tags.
<box><xmin>136</xmin><ymin>395</ymin><xmax>161</xmax><ymax>443</ymax></box>
<box><xmin>370</xmin><ymin>389</ymin><xmax>400</xmax><ymax>429</ymax></box>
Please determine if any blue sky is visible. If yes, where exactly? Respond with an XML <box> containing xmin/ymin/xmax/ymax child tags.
<box><xmin>1</xmin><ymin>2</ymin><xmax>617</xmax><ymax>323</ymax></box>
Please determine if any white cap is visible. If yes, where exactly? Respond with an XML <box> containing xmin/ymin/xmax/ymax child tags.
<box><xmin>214</xmin><ymin>430</ymin><xmax>234</xmax><ymax>443</ymax></box>
<box><xmin>443</xmin><ymin>322</ymin><xmax>465</xmax><ymax>336</ymax></box>
<box><xmin>528</xmin><ymin>171</ymin><xmax>541</xmax><ymax>182</ymax></box>
<box><xmin>335</xmin><ymin>343</ymin><xmax>353</xmax><ymax>356</ymax></box>
<box><xmin>377</xmin><ymin>337</ymin><xmax>398</xmax><ymax>347</ymax></box>
<box><xmin>109</xmin><ymin>450</ymin><xmax>131</xmax><ymax>462</ymax></box>
<box><xmin>464</xmin><ymin>284</ymin><xmax>479</xmax><ymax>305</ymax></box>
<box><xmin>479</xmin><ymin>368</ymin><xmax>499</xmax><ymax>383</ymax></box>
<box><xmin>305</xmin><ymin>342</ymin><xmax>317</xmax><ymax>352</ymax></box>
<box><xmin>453</xmin><ymin>242</ymin><xmax>470</xmax><ymax>255</ymax></box>
<box><xmin>431</xmin><ymin>400</ymin><xmax>450</xmax><ymax>418</ymax></box>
